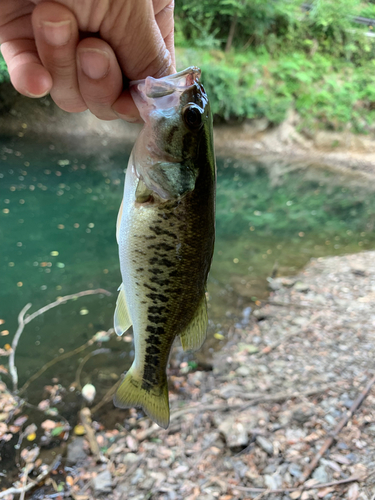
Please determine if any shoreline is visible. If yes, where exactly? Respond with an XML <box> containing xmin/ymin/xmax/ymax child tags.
<box><xmin>1</xmin><ymin>92</ymin><xmax>375</xmax><ymax>179</ymax></box>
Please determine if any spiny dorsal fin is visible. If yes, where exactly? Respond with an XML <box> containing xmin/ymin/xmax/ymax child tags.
<box><xmin>180</xmin><ymin>294</ymin><xmax>208</xmax><ymax>351</ymax></box>
<box><xmin>114</xmin><ymin>284</ymin><xmax>132</xmax><ymax>336</ymax></box>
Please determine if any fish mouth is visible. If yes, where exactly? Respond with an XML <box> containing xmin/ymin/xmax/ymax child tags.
<box><xmin>129</xmin><ymin>67</ymin><xmax>202</xmax><ymax>121</ymax></box>
<box><xmin>130</xmin><ymin>67</ymin><xmax>201</xmax><ymax>98</ymax></box>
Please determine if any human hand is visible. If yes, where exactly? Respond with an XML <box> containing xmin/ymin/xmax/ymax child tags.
<box><xmin>0</xmin><ymin>0</ymin><xmax>175</xmax><ymax>121</ymax></box>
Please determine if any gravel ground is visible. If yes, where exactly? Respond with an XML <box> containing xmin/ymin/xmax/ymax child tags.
<box><xmin>2</xmin><ymin>251</ymin><xmax>374</xmax><ymax>499</ymax></box>
<box><xmin>50</xmin><ymin>251</ymin><xmax>375</xmax><ymax>500</ymax></box>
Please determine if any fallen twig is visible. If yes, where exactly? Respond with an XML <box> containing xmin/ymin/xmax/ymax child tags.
<box><xmin>79</xmin><ymin>407</ymin><xmax>101</xmax><ymax>462</ymax></box>
<box><xmin>0</xmin><ymin>456</ymin><xmax>61</xmax><ymax>499</ymax></box>
<box><xmin>299</xmin><ymin>374</ymin><xmax>375</xmax><ymax>483</ymax></box>
<box><xmin>239</xmin><ymin>384</ymin><xmax>331</xmax><ymax>411</ymax></box>
<box><xmin>134</xmin><ymin>384</ymin><xmax>331</xmax><ymax>440</ymax></box>
<box><xmin>234</xmin><ymin>475</ymin><xmax>362</xmax><ymax>494</ymax></box>
<box><xmin>10</xmin><ymin>288</ymin><xmax>111</xmax><ymax>392</ymax></box>
<box><xmin>259</xmin><ymin>311</ymin><xmax>323</xmax><ymax>356</ymax></box>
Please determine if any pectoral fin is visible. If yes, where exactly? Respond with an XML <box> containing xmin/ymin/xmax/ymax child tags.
<box><xmin>180</xmin><ymin>294</ymin><xmax>208</xmax><ymax>351</ymax></box>
<box><xmin>135</xmin><ymin>178</ymin><xmax>153</xmax><ymax>203</ymax></box>
<box><xmin>114</xmin><ymin>284</ymin><xmax>132</xmax><ymax>336</ymax></box>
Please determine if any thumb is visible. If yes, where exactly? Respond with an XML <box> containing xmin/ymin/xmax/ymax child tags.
<box><xmin>100</xmin><ymin>0</ymin><xmax>175</xmax><ymax>80</ymax></box>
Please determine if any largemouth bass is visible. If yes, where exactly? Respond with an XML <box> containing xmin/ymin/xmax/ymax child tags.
<box><xmin>113</xmin><ymin>67</ymin><xmax>216</xmax><ymax>429</ymax></box>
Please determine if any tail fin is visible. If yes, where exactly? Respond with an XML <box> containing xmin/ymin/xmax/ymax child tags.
<box><xmin>113</xmin><ymin>365</ymin><xmax>170</xmax><ymax>429</ymax></box>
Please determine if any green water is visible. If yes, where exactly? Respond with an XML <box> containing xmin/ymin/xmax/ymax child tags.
<box><xmin>1</xmin><ymin>135</ymin><xmax>375</xmax><ymax>407</ymax></box>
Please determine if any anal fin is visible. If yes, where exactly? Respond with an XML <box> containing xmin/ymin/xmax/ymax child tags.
<box><xmin>180</xmin><ymin>294</ymin><xmax>208</xmax><ymax>351</ymax></box>
<box><xmin>114</xmin><ymin>283</ymin><xmax>132</xmax><ymax>336</ymax></box>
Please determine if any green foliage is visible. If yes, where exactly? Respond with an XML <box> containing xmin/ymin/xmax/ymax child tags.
<box><xmin>176</xmin><ymin>0</ymin><xmax>375</xmax><ymax>63</ymax></box>
<box><xmin>177</xmin><ymin>47</ymin><xmax>375</xmax><ymax>131</ymax></box>
<box><xmin>0</xmin><ymin>53</ymin><xmax>9</xmax><ymax>83</ymax></box>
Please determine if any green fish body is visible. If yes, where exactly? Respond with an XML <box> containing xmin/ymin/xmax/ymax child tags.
<box><xmin>113</xmin><ymin>67</ymin><xmax>216</xmax><ymax>429</ymax></box>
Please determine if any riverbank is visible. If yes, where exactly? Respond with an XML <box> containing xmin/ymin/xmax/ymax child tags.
<box><xmin>1</xmin><ymin>90</ymin><xmax>375</xmax><ymax>181</ymax></box>
<box><xmin>64</xmin><ymin>250</ymin><xmax>375</xmax><ymax>500</ymax></box>
<box><xmin>1</xmin><ymin>250</ymin><xmax>374</xmax><ymax>499</ymax></box>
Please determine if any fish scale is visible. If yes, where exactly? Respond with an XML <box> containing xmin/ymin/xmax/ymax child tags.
<box><xmin>113</xmin><ymin>67</ymin><xmax>216</xmax><ymax>428</ymax></box>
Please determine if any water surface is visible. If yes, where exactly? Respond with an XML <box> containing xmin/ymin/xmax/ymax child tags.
<box><xmin>1</xmin><ymin>134</ymin><xmax>375</xmax><ymax>408</ymax></box>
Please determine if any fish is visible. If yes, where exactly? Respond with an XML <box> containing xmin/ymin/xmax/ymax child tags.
<box><xmin>113</xmin><ymin>67</ymin><xmax>216</xmax><ymax>429</ymax></box>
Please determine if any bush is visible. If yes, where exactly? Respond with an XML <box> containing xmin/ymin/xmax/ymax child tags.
<box><xmin>177</xmin><ymin>47</ymin><xmax>375</xmax><ymax>132</ymax></box>
<box><xmin>0</xmin><ymin>53</ymin><xmax>9</xmax><ymax>83</ymax></box>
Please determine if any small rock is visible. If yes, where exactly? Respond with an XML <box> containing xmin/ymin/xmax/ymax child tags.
<box><xmin>236</xmin><ymin>365</ymin><xmax>251</xmax><ymax>377</ymax></box>
<box><xmin>218</xmin><ymin>419</ymin><xmax>248</xmax><ymax>448</ymax></box>
<box><xmin>139</xmin><ymin>477</ymin><xmax>155</xmax><ymax>490</ymax></box>
<box><xmin>219</xmin><ymin>384</ymin><xmax>240</xmax><ymax>399</ymax></box>
<box><xmin>123</xmin><ymin>452</ymin><xmax>140</xmax><ymax>464</ymax></box>
<box><xmin>93</xmin><ymin>470</ymin><xmax>112</xmax><ymax>493</ymax></box>
<box><xmin>288</xmin><ymin>463</ymin><xmax>303</xmax><ymax>479</ymax></box>
<box><xmin>292</xmin><ymin>404</ymin><xmax>315</xmax><ymax>424</ymax></box>
<box><xmin>351</xmin><ymin>266</ymin><xmax>367</xmax><ymax>277</ymax></box>
<box><xmin>66</xmin><ymin>437</ymin><xmax>87</xmax><ymax>465</ymax></box>
<box><xmin>263</xmin><ymin>464</ymin><xmax>277</xmax><ymax>474</ymax></box>
<box><xmin>294</xmin><ymin>282</ymin><xmax>310</xmax><ymax>293</ymax></box>
<box><xmin>267</xmin><ymin>278</ymin><xmax>282</xmax><ymax>291</ymax></box>
<box><xmin>131</xmin><ymin>468</ymin><xmax>145</xmax><ymax>485</ymax></box>
<box><xmin>324</xmin><ymin>414</ymin><xmax>336</xmax><ymax>426</ymax></box>
<box><xmin>292</xmin><ymin>316</ymin><xmax>310</xmax><ymax>326</ymax></box>
<box><xmin>264</xmin><ymin>474</ymin><xmax>278</xmax><ymax>490</ymax></box>
<box><xmin>255</xmin><ymin>435</ymin><xmax>274</xmax><ymax>455</ymax></box>
<box><xmin>312</xmin><ymin>465</ymin><xmax>330</xmax><ymax>483</ymax></box>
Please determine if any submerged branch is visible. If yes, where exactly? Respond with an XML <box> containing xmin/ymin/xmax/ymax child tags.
<box><xmin>19</xmin><ymin>340</ymin><xmax>93</xmax><ymax>396</ymax></box>
<box><xmin>0</xmin><ymin>456</ymin><xmax>61</xmax><ymax>499</ymax></box>
<box><xmin>9</xmin><ymin>304</ymin><xmax>32</xmax><ymax>392</ymax></box>
<box><xmin>10</xmin><ymin>288</ymin><xmax>111</xmax><ymax>393</ymax></box>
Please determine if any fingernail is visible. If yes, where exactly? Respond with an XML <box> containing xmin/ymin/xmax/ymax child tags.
<box><xmin>41</xmin><ymin>20</ymin><xmax>71</xmax><ymax>47</ymax></box>
<box><xmin>25</xmin><ymin>90</ymin><xmax>49</xmax><ymax>98</ymax></box>
<box><xmin>78</xmin><ymin>49</ymin><xmax>110</xmax><ymax>80</ymax></box>
<box><xmin>114</xmin><ymin>112</ymin><xmax>140</xmax><ymax>123</ymax></box>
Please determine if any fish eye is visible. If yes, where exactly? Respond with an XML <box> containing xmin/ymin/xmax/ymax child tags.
<box><xmin>183</xmin><ymin>105</ymin><xmax>203</xmax><ymax>130</ymax></box>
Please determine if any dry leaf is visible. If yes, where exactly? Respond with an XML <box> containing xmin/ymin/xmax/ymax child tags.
<box><xmin>66</xmin><ymin>476</ymin><xmax>74</xmax><ymax>486</ymax></box>
<box><xmin>13</xmin><ymin>415</ymin><xmax>28</xmax><ymax>426</ymax></box>
<box><xmin>41</xmin><ymin>419</ymin><xmax>57</xmax><ymax>431</ymax></box>
<box><xmin>317</xmin><ymin>487</ymin><xmax>334</xmax><ymax>498</ymax></box>
<box><xmin>289</xmin><ymin>492</ymin><xmax>301</xmax><ymax>500</ymax></box>
<box><xmin>38</xmin><ymin>400</ymin><xmax>50</xmax><ymax>411</ymax></box>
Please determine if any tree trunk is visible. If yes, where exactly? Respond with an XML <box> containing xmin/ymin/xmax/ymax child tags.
<box><xmin>225</xmin><ymin>14</ymin><xmax>238</xmax><ymax>53</ymax></box>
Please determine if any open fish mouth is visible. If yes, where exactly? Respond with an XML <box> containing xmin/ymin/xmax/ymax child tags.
<box><xmin>129</xmin><ymin>67</ymin><xmax>202</xmax><ymax>119</ymax></box>
<box><xmin>130</xmin><ymin>66</ymin><xmax>201</xmax><ymax>98</ymax></box>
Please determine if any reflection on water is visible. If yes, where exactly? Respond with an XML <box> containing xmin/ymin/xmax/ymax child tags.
<box><xmin>1</xmin><ymin>135</ymin><xmax>375</xmax><ymax>404</ymax></box>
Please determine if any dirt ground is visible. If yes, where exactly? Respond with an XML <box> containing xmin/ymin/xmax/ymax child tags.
<box><xmin>1</xmin><ymin>250</ymin><xmax>373</xmax><ymax>499</ymax></box>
